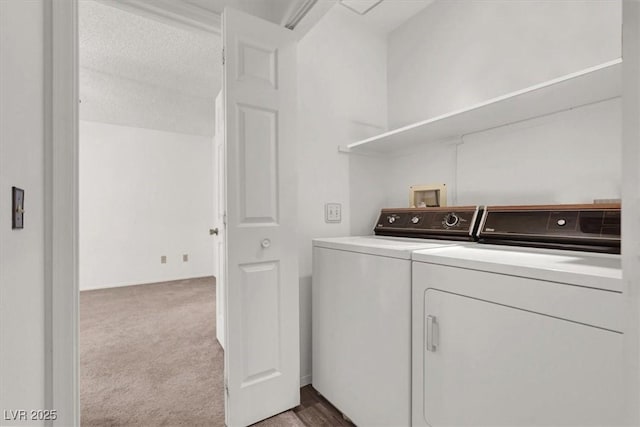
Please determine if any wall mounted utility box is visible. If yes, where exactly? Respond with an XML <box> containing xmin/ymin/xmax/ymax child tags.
<box><xmin>12</xmin><ymin>187</ymin><xmax>24</xmax><ymax>229</ymax></box>
<box><xmin>410</xmin><ymin>184</ymin><xmax>446</xmax><ymax>208</ymax></box>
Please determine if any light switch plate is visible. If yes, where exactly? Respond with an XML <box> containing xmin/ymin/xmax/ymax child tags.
<box><xmin>325</xmin><ymin>203</ymin><xmax>342</xmax><ymax>223</ymax></box>
<box><xmin>12</xmin><ymin>187</ymin><xmax>24</xmax><ymax>229</ymax></box>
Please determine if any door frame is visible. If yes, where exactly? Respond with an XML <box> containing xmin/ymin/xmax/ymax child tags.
<box><xmin>45</xmin><ymin>3</ymin><xmax>295</xmax><ymax>424</ymax></box>
<box><xmin>45</xmin><ymin>1</ymin><xmax>79</xmax><ymax>425</ymax></box>
<box><xmin>45</xmin><ymin>1</ymin><xmax>228</xmax><ymax>424</ymax></box>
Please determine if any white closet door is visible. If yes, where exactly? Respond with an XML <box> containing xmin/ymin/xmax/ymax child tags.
<box><xmin>222</xmin><ymin>7</ymin><xmax>299</xmax><ymax>427</ymax></box>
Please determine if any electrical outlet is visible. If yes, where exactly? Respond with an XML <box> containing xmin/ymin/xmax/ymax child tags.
<box><xmin>325</xmin><ymin>203</ymin><xmax>342</xmax><ymax>223</ymax></box>
<box><xmin>161</xmin><ymin>255</ymin><xmax>167</xmax><ymax>264</ymax></box>
<box><xmin>183</xmin><ymin>254</ymin><xmax>189</xmax><ymax>262</ymax></box>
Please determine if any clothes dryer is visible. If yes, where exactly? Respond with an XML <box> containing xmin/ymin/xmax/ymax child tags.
<box><xmin>411</xmin><ymin>204</ymin><xmax>625</xmax><ymax>426</ymax></box>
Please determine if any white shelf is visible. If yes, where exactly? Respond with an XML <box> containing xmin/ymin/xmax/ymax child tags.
<box><xmin>342</xmin><ymin>58</ymin><xmax>622</xmax><ymax>154</ymax></box>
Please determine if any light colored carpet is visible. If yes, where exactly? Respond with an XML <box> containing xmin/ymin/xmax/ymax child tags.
<box><xmin>80</xmin><ymin>277</ymin><xmax>340</xmax><ymax>427</ymax></box>
<box><xmin>80</xmin><ymin>277</ymin><xmax>224</xmax><ymax>426</ymax></box>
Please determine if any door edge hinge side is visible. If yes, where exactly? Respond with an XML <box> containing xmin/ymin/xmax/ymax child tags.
<box><xmin>222</xmin><ymin>47</ymin><xmax>225</xmax><ymax>65</ymax></box>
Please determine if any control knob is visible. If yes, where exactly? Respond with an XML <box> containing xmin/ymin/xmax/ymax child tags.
<box><xmin>444</xmin><ymin>213</ymin><xmax>459</xmax><ymax>227</ymax></box>
<box><xmin>411</xmin><ymin>216</ymin><xmax>420</xmax><ymax>224</ymax></box>
<box><xmin>387</xmin><ymin>216</ymin><xmax>396</xmax><ymax>224</ymax></box>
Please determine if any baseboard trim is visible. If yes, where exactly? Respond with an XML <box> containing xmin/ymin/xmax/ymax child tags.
<box><xmin>300</xmin><ymin>374</ymin><xmax>312</xmax><ymax>387</ymax></box>
<box><xmin>80</xmin><ymin>275</ymin><xmax>215</xmax><ymax>292</ymax></box>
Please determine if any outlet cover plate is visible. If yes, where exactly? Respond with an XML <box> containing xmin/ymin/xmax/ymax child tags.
<box><xmin>325</xmin><ymin>203</ymin><xmax>342</xmax><ymax>223</ymax></box>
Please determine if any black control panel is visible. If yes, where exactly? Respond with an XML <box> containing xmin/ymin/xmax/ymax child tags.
<box><xmin>374</xmin><ymin>207</ymin><xmax>481</xmax><ymax>241</ymax></box>
<box><xmin>478</xmin><ymin>204</ymin><xmax>621</xmax><ymax>253</ymax></box>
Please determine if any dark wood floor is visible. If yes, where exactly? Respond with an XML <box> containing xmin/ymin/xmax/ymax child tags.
<box><xmin>254</xmin><ymin>385</ymin><xmax>355</xmax><ymax>427</ymax></box>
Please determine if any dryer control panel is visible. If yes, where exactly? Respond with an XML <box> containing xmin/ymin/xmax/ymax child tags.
<box><xmin>374</xmin><ymin>206</ymin><xmax>481</xmax><ymax>240</ymax></box>
<box><xmin>478</xmin><ymin>203</ymin><xmax>621</xmax><ymax>253</ymax></box>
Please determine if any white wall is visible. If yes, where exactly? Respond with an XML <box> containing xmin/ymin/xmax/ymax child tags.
<box><xmin>388</xmin><ymin>0</ymin><xmax>622</xmax><ymax>129</ymax></box>
<box><xmin>382</xmin><ymin>0</ymin><xmax>622</xmax><ymax>207</ymax></box>
<box><xmin>79</xmin><ymin>121</ymin><xmax>214</xmax><ymax>290</ymax></box>
<box><xmin>0</xmin><ymin>0</ymin><xmax>46</xmax><ymax>424</ymax></box>
<box><xmin>456</xmin><ymin>99</ymin><xmax>621</xmax><ymax>205</ymax></box>
<box><xmin>385</xmin><ymin>141</ymin><xmax>457</xmax><ymax>207</ymax></box>
<box><xmin>297</xmin><ymin>5</ymin><xmax>388</xmax><ymax>385</ymax></box>
<box><xmin>384</xmin><ymin>98</ymin><xmax>621</xmax><ymax>207</ymax></box>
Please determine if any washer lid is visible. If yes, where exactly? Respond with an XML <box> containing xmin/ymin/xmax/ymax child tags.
<box><xmin>412</xmin><ymin>245</ymin><xmax>622</xmax><ymax>292</ymax></box>
<box><xmin>312</xmin><ymin>236</ymin><xmax>465</xmax><ymax>259</ymax></box>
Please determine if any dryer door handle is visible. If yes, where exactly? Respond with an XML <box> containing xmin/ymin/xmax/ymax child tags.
<box><xmin>426</xmin><ymin>315</ymin><xmax>439</xmax><ymax>352</ymax></box>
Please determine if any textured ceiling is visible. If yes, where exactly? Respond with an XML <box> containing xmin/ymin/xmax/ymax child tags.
<box><xmin>78</xmin><ymin>0</ymin><xmax>431</xmax><ymax>136</ymax></box>
<box><xmin>79</xmin><ymin>0</ymin><xmax>221</xmax><ymax>136</ymax></box>
<box><xmin>101</xmin><ymin>0</ymin><xmax>309</xmax><ymax>31</ymax></box>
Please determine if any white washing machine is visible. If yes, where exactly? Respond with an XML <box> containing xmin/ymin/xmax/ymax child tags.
<box><xmin>411</xmin><ymin>204</ymin><xmax>626</xmax><ymax>426</ymax></box>
<box><xmin>313</xmin><ymin>207</ymin><xmax>481</xmax><ymax>427</ymax></box>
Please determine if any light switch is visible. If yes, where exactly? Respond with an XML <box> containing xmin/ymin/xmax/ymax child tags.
<box><xmin>325</xmin><ymin>203</ymin><xmax>342</xmax><ymax>223</ymax></box>
<box><xmin>12</xmin><ymin>187</ymin><xmax>24</xmax><ymax>229</ymax></box>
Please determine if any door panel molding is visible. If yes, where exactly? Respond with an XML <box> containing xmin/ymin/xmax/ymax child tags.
<box><xmin>237</xmin><ymin>41</ymin><xmax>278</xmax><ymax>88</ymax></box>
<box><xmin>236</xmin><ymin>103</ymin><xmax>279</xmax><ymax>225</ymax></box>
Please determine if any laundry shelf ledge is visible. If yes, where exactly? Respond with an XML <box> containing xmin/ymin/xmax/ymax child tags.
<box><xmin>339</xmin><ymin>58</ymin><xmax>622</xmax><ymax>154</ymax></box>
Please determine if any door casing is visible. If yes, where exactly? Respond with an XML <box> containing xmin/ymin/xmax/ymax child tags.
<box><xmin>45</xmin><ymin>1</ymin><xmax>80</xmax><ymax>425</ymax></box>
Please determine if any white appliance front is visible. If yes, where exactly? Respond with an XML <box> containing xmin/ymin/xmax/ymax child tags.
<box><xmin>411</xmin><ymin>245</ymin><xmax>625</xmax><ymax>427</ymax></box>
<box><xmin>312</xmin><ymin>236</ymin><xmax>468</xmax><ymax>427</ymax></box>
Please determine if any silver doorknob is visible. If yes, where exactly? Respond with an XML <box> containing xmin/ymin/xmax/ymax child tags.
<box><xmin>210</xmin><ymin>228</ymin><xmax>219</xmax><ymax>235</ymax></box>
<box><xmin>261</xmin><ymin>239</ymin><xmax>271</xmax><ymax>249</ymax></box>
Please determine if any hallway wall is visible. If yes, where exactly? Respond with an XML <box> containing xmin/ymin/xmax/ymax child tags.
<box><xmin>79</xmin><ymin>121</ymin><xmax>215</xmax><ymax>290</ymax></box>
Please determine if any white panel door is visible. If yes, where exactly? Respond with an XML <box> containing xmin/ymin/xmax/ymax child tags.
<box><xmin>223</xmin><ymin>8</ymin><xmax>299</xmax><ymax>427</ymax></box>
<box><xmin>421</xmin><ymin>289</ymin><xmax>626</xmax><ymax>426</ymax></box>
<box><xmin>214</xmin><ymin>91</ymin><xmax>226</xmax><ymax>349</ymax></box>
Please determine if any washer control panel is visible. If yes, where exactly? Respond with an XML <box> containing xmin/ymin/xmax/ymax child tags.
<box><xmin>375</xmin><ymin>207</ymin><xmax>480</xmax><ymax>240</ymax></box>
